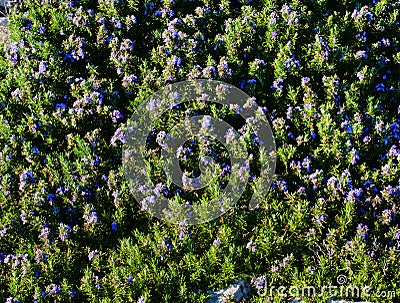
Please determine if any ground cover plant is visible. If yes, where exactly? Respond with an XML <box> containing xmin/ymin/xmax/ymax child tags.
<box><xmin>0</xmin><ymin>0</ymin><xmax>399</xmax><ymax>302</ymax></box>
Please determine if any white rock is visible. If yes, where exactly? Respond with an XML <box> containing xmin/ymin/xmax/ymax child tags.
<box><xmin>207</xmin><ymin>279</ymin><xmax>250</xmax><ymax>303</ymax></box>
<box><xmin>0</xmin><ymin>0</ymin><xmax>8</xmax><ymax>7</ymax></box>
<box><xmin>0</xmin><ymin>17</ymin><xmax>8</xmax><ymax>25</ymax></box>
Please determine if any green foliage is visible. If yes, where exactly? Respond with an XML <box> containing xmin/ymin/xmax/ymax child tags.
<box><xmin>0</xmin><ymin>0</ymin><xmax>399</xmax><ymax>302</ymax></box>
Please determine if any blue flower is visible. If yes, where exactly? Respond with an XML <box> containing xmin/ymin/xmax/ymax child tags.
<box><xmin>48</xmin><ymin>193</ymin><xmax>56</xmax><ymax>202</ymax></box>
<box><xmin>375</xmin><ymin>83</ymin><xmax>385</xmax><ymax>92</ymax></box>
<box><xmin>350</xmin><ymin>148</ymin><xmax>360</xmax><ymax>164</ymax></box>
<box><xmin>126</xmin><ymin>276</ymin><xmax>133</xmax><ymax>282</ymax></box>
<box><xmin>55</xmin><ymin>103</ymin><xmax>67</xmax><ymax>111</ymax></box>
<box><xmin>111</xmin><ymin>222</ymin><xmax>118</xmax><ymax>231</ymax></box>
<box><xmin>25</xmin><ymin>19</ymin><xmax>32</xmax><ymax>30</ymax></box>
<box><xmin>271</xmin><ymin>78</ymin><xmax>284</xmax><ymax>91</ymax></box>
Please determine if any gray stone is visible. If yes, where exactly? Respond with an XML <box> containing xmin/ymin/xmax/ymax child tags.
<box><xmin>207</xmin><ymin>279</ymin><xmax>250</xmax><ymax>303</ymax></box>
<box><xmin>0</xmin><ymin>0</ymin><xmax>14</xmax><ymax>16</ymax></box>
<box><xmin>0</xmin><ymin>17</ymin><xmax>8</xmax><ymax>25</ymax></box>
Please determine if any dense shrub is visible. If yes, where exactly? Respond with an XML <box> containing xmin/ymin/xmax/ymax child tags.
<box><xmin>0</xmin><ymin>0</ymin><xmax>399</xmax><ymax>302</ymax></box>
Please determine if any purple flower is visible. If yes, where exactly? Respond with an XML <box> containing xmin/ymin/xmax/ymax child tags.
<box><xmin>38</xmin><ymin>61</ymin><xmax>47</xmax><ymax>75</ymax></box>
<box><xmin>122</xmin><ymin>74</ymin><xmax>138</xmax><ymax>87</ymax></box>
<box><xmin>126</xmin><ymin>276</ymin><xmax>133</xmax><ymax>282</ymax></box>
<box><xmin>19</xmin><ymin>169</ymin><xmax>36</xmax><ymax>190</ymax></box>
<box><xmin>357</xmin><ymin>223</ymin><xmax>369</xmax><ymax>240</ymax></box>
<box><xmin>137</xmin><ymin>296</ymin><xmax>145</xmax><ymax>303</ymax></box>
<box><xmin>302</xmin><ymin>157</ymin><xmax>311</xmax><ymax>172</ymax></box>
<box><xmin>363</xmin><ymin>136</ymin><xmax>371</xmax><ymax>143</ymax></box>
<box><xmin>301</xmin><ymin>77</ymin><xmax>310</xmax><ymax>86</ymax></box>
<box><xmin>251</xmin><ymin>275</ymin><xmax>267</xmax><ymax>289</ymax></box>
<box><xmin>388</xmin><ymin>145</ymin><xmax>399</xmax><ymax>158</ymax></box>
<box><xmin>350</xmin><ymin>148</ymin><xmax>360</xmax><ymax>165</ymax></box>
<box><xmin>381</xmin><ymin>38</ymin><xmax>390</xmax><ymax>46</ymax></box>
<box><xmin>39</xmin><ymin>227</ymin><xmax>50</xmax><ymax>240</ymax></box>
<box><xmin>88</xmin><ymin>250</ymin><xmax>99</xmax><ymax>261</ymax></box>
<box><xmin>49</xmin><ymin>284</ymin><xmax>61</xmax><ymax>295</ymax></box>
<box><xmin>281</xmin><ymin>253</ymin><xmax>293</xmax><ymax>267</ymax></box>
<box><xmin>246</xmin><ymin>240</ymin><xmax>257</xmax><ymax>252</ymax></box>
<box><xmin>314</xmin><ymin>214</ymin><xmax>327</xmax><ymax>225</ymax></box>
<box><xmin>85</xmin><ymin>210</ymin><xmax>98</xmax><ymax>224</ymax></box>
<box><xmin>111</xmin><ymin>110</ymin><xmax>124</xmax><ymax>123</ymax></box>
<box><xmin>271</xmin><ymin>265</ymin><xmax>279</xmax><ymax>272</ymax></box>
<box><xmin>271</xmin><ymin>78</ymin><xmax>283</xmax><ymax>91</ymax></box>
<box><xmin>356</xmin><ymin>50</ymin><xmax>367</xmax><ymax>59</ymax></box>
<box><xmin>202</xmin><ymin>66</ymin><xmax>216</xmax><ymax>78</ymax></box>
<box><xmin>110</xmin><ymin>127</ymin><xmax>126</xmax><ymax>146</ymax></box>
